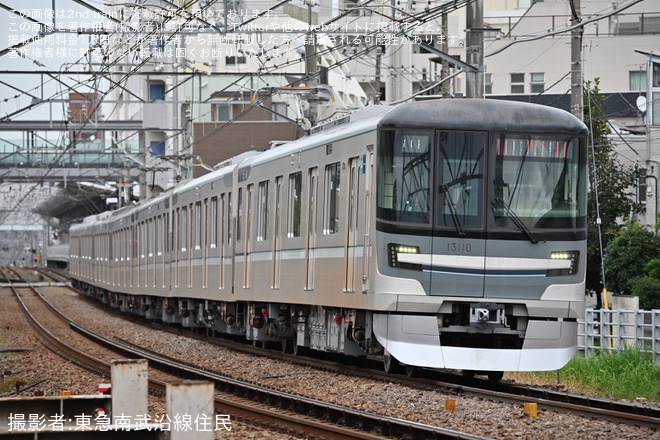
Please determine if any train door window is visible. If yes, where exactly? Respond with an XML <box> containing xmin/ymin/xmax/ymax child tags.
<box><xmin>323</xmin><ymin>162</ymin><xmax>340</xmax><ymax>235</ymax></box>
<box><xmin>156</xmin><ymin>216</ymin><xmax>163</xmax><ymax>257</ymax></box>
<box><xmin>257</xmin><ymin>180</ymin><xmax>269</xmax><ymax>241</ymax></box>
<box><xmin>139</xmin><ymin>222</ymin><xmax>146</xmax><ymax>287</ymax></box>
<box><xmin>174</xmin><ymin>208</ymin><xmax>180</xmax><ymax>288</ymax></box>
<box><xmin>236</xmin><ymin>188</ymin><xmax>243</xmax><ymax>242</ymax></box>
<box><xmin>203</xmin><ymin>199</ymin><xmax>208</xmax><ymax>289</ymax></box>
<box><xmin>156</xmin><ymin>216</ymin><xmax>162</xmax><ymax>288</ymax></box>
<box><xmin>188</xmin><ymin>203</ymin><xmax>193</xmax><ymax>288</ymax></box>
<box><xmin>194</xmin><ymin>201</ymin><xmax>202</xmax><ymax>250</ymax></box>
<box><xmin>220</xmin><ymin>193</ymin><xmax>226</xmax><ymax>289</ymax></box>
<box><xmin>122</xmin><ymin>228</ymin><xmax>127</xmax><ymax>287</ymax></box>
<box><xmin>140</xmin><ymin>222</ymin><xmax>146</xmax><ymax>260</ymax></box>
<box><xmin>226</xmin><ymin>191</ymin><xmax>232</xmax><ymax>245</ymax></box>
<box><xmin>436</xmin><ymin>130</ymin><xmax>485</xmax><ymax>229</ymax></box>
<box><xmin>181</xmin><ymin>206</ymin><xmax>188</xmax><ymax>252</ymax></box>
<box><xmin>148</xmin><ymin>219</ymin><xmax>154</xmax><ymax>258</ymax></box>
<box><xmin>272</xmin><ymin>176</ymin><xmax>282</xmax><ymax>289</ymax></box>
<box><xmin>244</xmin><ymin>184</ymin><xmax>253</xmax><ymax>288</ymax></box>
<box><xmin>163</xmin><ymin>212</ymin><xmax>169</xmax><ymax>289</ymax></box>
<box><xmin>210</xmin><ymin>196</ymin><xmax>218</xmax><ymax>249</ymax></box>
<box><xmin>288</xmin><ymin>172</ymin><xmax>302</xmax><ymax>238</ymax></box>
<box><xmin>151</xmin><ymin>218</ymin><xmax>156</xmax><ymax>287</ymax></box>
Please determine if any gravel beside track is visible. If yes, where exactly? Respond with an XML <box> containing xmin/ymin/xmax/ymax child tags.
<box><xmin>3</xmin><ymin>283</ymin><xmax>660</xmax><ymax>440</ymax></box>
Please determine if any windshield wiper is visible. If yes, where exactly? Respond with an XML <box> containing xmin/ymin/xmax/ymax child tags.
<box><xmin>492</xmin><ymin>197</ymin><xmax>539</xmax><ymax>244</ymax></box>
<box><xmin>441</xmin><ymin>184</ymin><xmax>465</xmax><ymax>236</ymax></box>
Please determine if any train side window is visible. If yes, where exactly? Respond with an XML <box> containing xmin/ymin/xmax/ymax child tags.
<box><xmin>257</xmin><ymin>180</ymin><xmax>269</xmax><ymax>241</ymax></box>
<box><xmin>288</xmin><ymin>172</ymin><xmax>302</xmax><ymax>238</ymax></box>
<box><xmin>323</xmin><ymin>162</ymin><xmax>340</xmax><ymax>235</ymax></box>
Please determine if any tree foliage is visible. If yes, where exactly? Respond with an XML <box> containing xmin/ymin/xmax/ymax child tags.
<box><xmin>629</xmin><ymin>276</ymin><xmax>660</xmax><ymax>310</ymax></box>
<box><xmin>584</xmin><ymin>79</ymin><xmax>641</xmax><ymax>294</ymax></box>
<box><xmin>602</xmin><ymin>222</ymin><xmax>660</xmax><ymax>294</ymax></box>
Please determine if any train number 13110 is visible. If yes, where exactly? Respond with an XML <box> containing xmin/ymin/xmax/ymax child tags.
<box><xmin>447</xmin><ymin>243</ymin><xmax>471</xmax><ymax>252</ymax></box>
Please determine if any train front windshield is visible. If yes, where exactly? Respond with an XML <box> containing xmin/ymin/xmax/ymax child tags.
<box><xmin>376</xmin><ymin>129</ymin><xmax>587</xmax><ymax>237</ymax></box>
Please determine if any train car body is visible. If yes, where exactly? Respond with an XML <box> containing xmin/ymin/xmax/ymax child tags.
<box><xmin>69</xmin><ymin>99</ymin><xmax>588</xmax><ymax>376</ymax></box>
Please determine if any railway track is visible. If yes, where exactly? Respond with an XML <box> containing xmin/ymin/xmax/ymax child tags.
<box><xmin>36</xmin><ymin>267</ymin><xmax>660</xmax><ymax>435</ymax></box>
<box><xmin>6</xmin><ymin>267</ymin><xmax>496</xmax><ymax>439</ymax></box>
<box><xmin>88</xmin><ymin>287</ymin><xmax>660</xmax><ymax>431</ymax></box>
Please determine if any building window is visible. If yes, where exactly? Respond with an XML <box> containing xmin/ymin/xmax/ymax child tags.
<box><xmin>149</xmin><ymin>141</ymin><xmax>165</xmax><ymax>156</ymax></box>
<box><xmin>149</xmin><ymin>36</ymin><xmax>166</xmax><ymax>54</ymax></box>
<box><xmin>484</xmin><ymin>73</ymin><xmax>493</xmax><ymax>95</ymax></box>
<box><xmin>530</xmin><ymin>72</ymin><xmax>545</xmax><ymax>94</ymax></box>
<box><xmin>214</xmin><ymin>103</ymin><xmax>231</xmax><ymax>121</ymax></box>
<box><xmin>149</xmin><ymin>82</ymin><xmax>166</xmax><ymax>101</ymax></box>
<box><xmin>629</xmin><ymin>70</ymin><xmax>646</xmax><ymax>91</ymax></box>
<box><xmin>272</xmin><ymin>102</ymin><xmax>287</xmax><ymax>121</ymax></box>
<box><xmin>225</xmin><ymin>55</ymin><xmax>246</xmax><ymax>65</ymax></box>
<box><xmin>510</xmin><ymin>73</ymin><xmax>525</xmax><ymax>94</ymax></box>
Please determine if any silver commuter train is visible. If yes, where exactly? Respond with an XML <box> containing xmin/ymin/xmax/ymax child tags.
<box><xmin>69</xmin><ymin>99</ymin><xmax>588</xmax><ymax>378</ymax></box>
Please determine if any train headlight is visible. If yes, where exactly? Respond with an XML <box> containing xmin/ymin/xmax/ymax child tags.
<box><xmin>547</xmin><ymin>251</ymin><xmax>579</xmax><ymax>276</ymax></box>
<box><xmin>387</xmin><ymin>243</ymin><xmax>422</xmax><ymax>270</ymax></box>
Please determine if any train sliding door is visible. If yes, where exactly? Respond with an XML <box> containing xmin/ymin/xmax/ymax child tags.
<box><xmin>305</xmin><ymin>167</ymin><xmax>318</xmax><ymax>290</ymax></box>
<box><xmin>344</xmin><ymin>156</ymin><xmax>364</xmax><ymax>293</ymax></box>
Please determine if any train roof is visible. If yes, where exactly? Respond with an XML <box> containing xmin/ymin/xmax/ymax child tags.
<box><xmin>379</xmin><ymin>99</ymin><xmax>588</xmax><ymax>135</ymax></box>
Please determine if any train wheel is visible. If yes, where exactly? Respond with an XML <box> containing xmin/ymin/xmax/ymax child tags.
<box><xmin>383</xmin><ymin>351</ymin><xmax>400</xmax><ymax>374</ymax></box>
<box><xmin>488</xmin><ymin>371</ymin><xmax>504</xmax><ymax>382</ymax></box>
<box><xmin>405</xmin><ymin>365</ymin><xmax>419</xmax><ymax>378</ymax></box>
<box><xmin>292</xmin><ymin>342</ymin><xmax>305</xmax><ymax>356</ymax></box>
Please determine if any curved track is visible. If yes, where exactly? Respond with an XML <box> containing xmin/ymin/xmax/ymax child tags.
<box><xmin>6</xmin><ymin>267</ymin><xmax>494</xmax><ymax>440</ymax></box>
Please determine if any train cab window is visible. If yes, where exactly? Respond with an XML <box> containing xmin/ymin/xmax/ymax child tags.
<box><xmin>436</xmin><ymin>130</ymin><xmax>485</xmax><ymax>229</ymax></box>
<box><xmin>288</xmin><ymin>172</ymin><xmax>302</xmax><ymax>238</ymax></box>
<box><xmin>323</xmin><ymin>163</ymin><xmax>341</xmax><ymax>234</ymax></box>
<box><xmin>377</xmin><ymin>130</ymin><xmax>431</xmax><ymax>224</ymax></box>
<box><xmin>492</xmin><ymin>134</ymin><xmax>586</xmax><ymax>231</ymax></box>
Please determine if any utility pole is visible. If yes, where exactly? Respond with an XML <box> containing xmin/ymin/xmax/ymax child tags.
<box><xmin>441</xmin><ymin>13</ymin><xmax>450</xmax><ymax>99</ymax></box>
<box><xmin>570</xmin><ymin>0</ymin><xmax>583</xmax><ymax>119</ymax></box>
<box><xmin>374</xmin><ymin>47</ymin><xmax>382</xmax><ymax>104</ymax></box>
<box><xmin>466</xmin><ymin>0</ymin><xmax>484</xmax><ymax>98</ymax></box>
<box><xmin>304</xmin><ymin>1</ymin><xmax>318</xmax><ymax>124</ymax></box>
